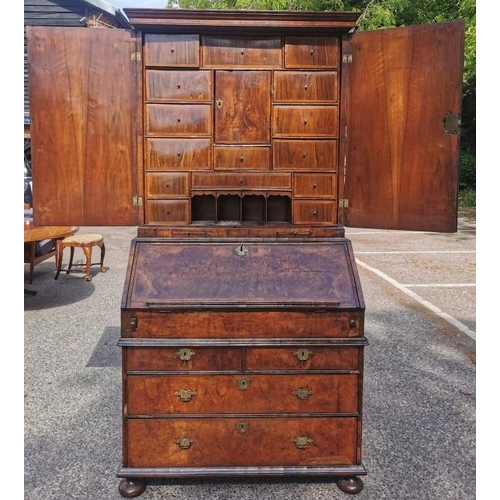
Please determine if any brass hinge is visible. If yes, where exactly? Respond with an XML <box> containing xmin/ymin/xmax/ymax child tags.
<box><xmin>339</xmin><ymin>199</ymin><xmax>349</xmax><ymax>208</ymax></box>
<box><xmin>133</xmin><ymin>196</ymin><xmax>143</xmax><ymax>207</ymax></box>
<box><xmin>131</xmin><ymin>51</ymin><xmax>141</xmax><ymax>61</ymax></box>
<box><xmin>342</xmin><ymin>54</ymin><xmax>353</xmax><ymax>64</ymax></box>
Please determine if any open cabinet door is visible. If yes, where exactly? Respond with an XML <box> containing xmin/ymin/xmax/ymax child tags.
<box><xmin>344</xmin><ymin>21</ymin><xmax>464</xmax><ymax>232</ymax></box>
<box><xmin>27</xmin><ymin>27</ymin><xmax>141</xmax><ymax>226</ymax></box>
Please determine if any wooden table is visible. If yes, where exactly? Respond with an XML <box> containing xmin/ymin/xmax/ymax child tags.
<box><xmin>24</xmin><ymin>223</ymin><xmax>79</xmax><ymax>294</ymax></box>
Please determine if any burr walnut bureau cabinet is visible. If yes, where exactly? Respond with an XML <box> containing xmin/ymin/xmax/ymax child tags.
<box><xmin>26</xmin><ymin>8</ymin><xmax>465</xmax><ymax>498</ymax></box>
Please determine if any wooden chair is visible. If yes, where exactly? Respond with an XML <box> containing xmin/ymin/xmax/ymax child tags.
<box><xmin>24</xmin><ymin>239</ymin><xmax>57</xmax><ymax>284</ymax></box>
<box><xmin>55</xmin><ymin>233</ymin><xmax>106</xmax><ymax>281</ymax></box>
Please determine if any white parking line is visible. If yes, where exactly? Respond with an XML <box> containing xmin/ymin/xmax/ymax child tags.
<box><xmin>356</xmin><ymin>258</ymin><xmax>476</xmax><ymax>341</ymax></box>
<box><xmin>402</xmin><ymin>284</ymin><xmax>475</xmax><ymax>288</ymax></box>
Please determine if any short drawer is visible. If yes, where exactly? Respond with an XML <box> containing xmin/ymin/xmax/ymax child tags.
<box><xmin>293</xmin><ymin>200</ymin><xmax>337</xmax><ymax>225</ymax></box>
<box><xmin>146</xmin><ymin>172</ymin><xmax>189</xmax><ymax>198</ymax></box>
<box><xmin>284</xmin><ymin>36</ymin><xmax>340</xmax><ymax>68</ymax></box>
<box><xmin>126</xmin><ymin>346</ymin><xmax>241</xmax><ymax>372</ymax></box>
<box><xmin>144</xmin><ymin>34</ymin><xmax>200</xmax><ymax>67</ymax></box>
<box><xmin>246</xmin><ymin>346</ymin><xmax>359</xmax><ymax>371</ymax></box>
<box><xmin>214</xmin><ymin>146</ymin><xmax>270</xmax><ymax>170</ymax></box>
<box><xmin>146</xmin><ymin>104</ymin><xmax>212</xmax><ymax>136</ymax></box>
<box><xmin>145</xmin><ymin>70</ymin><xmax>212</xmax><ymax>102</ymax></box>
<box><xmin>273</xmin><ymin>139</ymin><xmax>338</xmax><ymax>170</ymax></box>
<box><xmin>145</xmin><ymin>138</ymin><xmax>212</xmax><ymax>170</ymax></box>
<box><xmin>202</xmin><ymin>36</ymin><xmax>282</xmax><ymax>68</ymax></box>
<box><xmin>274</xmin><ymin>71</ymin><xmax>338</xmax><ymax>103</ymax></box>
<box><xmin>294</xmin><ymin>173</ymin><xmax>337</xmax><ymax>198</ymax></box>
<box><xmin>273</xmin><ymin>106</ymin><xmax>338</xmax><ymax>137</ymax></box>
<box><xmin>126</xmin><ymin>416</ymin><xmax>358</xmax><ymax>467</ymax></box>
<box><xmin>146</xmin><ymin>200</ymin><xmax>190</xmax><ymax>224</ymax></box>
<box><xmin>192</xmin><ymin>172</ymin><xmax>291</xmax><ymax>189</ymax></box>
<box><xmin>121</xmin><ymin>311</ymin><xmax>364</xmax><ymax>339</ymax></box>
<box><xmin>126</xmin><ymin>373</ymin><xmax>358</xmax><ymax>415</ymax></box>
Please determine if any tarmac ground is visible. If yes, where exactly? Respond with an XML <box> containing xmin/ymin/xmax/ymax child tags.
<box><xmin>24</xmin><ymin>217</ymin><xmax>476</xmax><ymax>500</ymax></box>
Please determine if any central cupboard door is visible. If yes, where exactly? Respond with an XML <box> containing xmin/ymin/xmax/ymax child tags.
<box><xmin>214</xmin><ymin>71</ymin><xmax>271</xmax><ymax>144</ymax></box>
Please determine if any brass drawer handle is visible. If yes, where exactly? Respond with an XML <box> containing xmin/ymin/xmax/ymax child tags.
<box><xmin>291</xmin><ymin>436</ymin><xmax>314</xmax><ymax>449</ymax></box>
<box><xmin>294</xmin><ymin>347</ymin><xmax>312</xmax><ymax>362</ymax></box>
<box><xmin>174</xmin><ymin>389</ymin><xmax>197</xmax><ymax>402</ymax></box>
<box><xmin>292</xmin><ymin>387</ymin><xmax>314</xmax><ymax>400</ymax></box>
<box><xmin>176</xmin><ymin>348</ymin><xmax>195</xmax><ymax>362</ymax></box>
<box><xmin>235</xmin><ymin>422</ymin><xmax>249</xmax><ymax>434</ymax></box>
<box><xmin>237</xmin><ymin>377</ymin><xmax>251</xmax><ymax>390</ymax></box>
<box><xmin>174</xmin><ymin>437</ymin><xmax>195</xmax><ymax>450</ymax></box>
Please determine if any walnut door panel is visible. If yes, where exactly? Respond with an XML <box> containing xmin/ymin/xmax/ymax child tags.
<box><xmin>146</xmin><ymin>200</ymin><xmax>190</xmax><ymax>224</ymax></box>
<box><xmin>214</xmin><ymin>146</ymin><xmax>271</xmax><ymax>170</ymax></box>
<box><xmin>202</xmin><ymin>37</ymin><xmax>282</xmax><ymax>68</ymax></box>
<box><xmin>144</xmin><ymin>34</ymin><xmax>200</xmax><ymax>67</ymax></box>
<box><xmin>122</xmin><ymin>311</ymin><xmax>363</xmax><ymax>339</ymax></box>
<box><xmin>145</xmin><ymin>70</ymin><xmax>212</xmax><ymax>102</ymax></box>
<box><xmin>294</xmin><ymin>173</ymin><xmax>336</xmax><ymax>198</ymax></box>
<box><xmin>284</xmin><ymin>36</ymin><xmax>340</xmax><ymax>68</ymax></box>
<box><xmin>273</xmin><ymin>106</ymin><xmax>338</xmax><ymax>137</ymax></box>
<box><xmin>214</xmin><ymin>71</ymin><xmax>271</xmax><ymax>144</ymax></box>
<box><xmin>146</xmin><ymin>104</ymin><xmax>212</xmax><ymax>136</ymax></box>
<box><xmin>293</xmin><ymin>200</ymin><xmax>336</xmax><ymax>225</ymax></box>
<box><xmin>273</xmin><ymin>140</ymin><xmax>337</xmax><ymax>170</ymax></box>
<box><xmin>126</xmin><ymin>373</ymin><xmax>359</xmax><ymax>415</ymax></box>
<box><xmin>274</xmin><ymin>71</ymin><xmax>338</xmax><ymax>103</ymax></box>
<box><xmin>246</xmin><ymin>346</ymin><xmax>360</xmax><ymax>371</ymax></box>
<box><xmin>126</xmin><ymin>417</ymin><xmax>358</xmax><ymax>467</ymax></box>
<box><xmin>192</xmin><ymin>173</ymin><xmax>291</xmax><ymax>189</ymax></box>
<box><xmin>126</xmin><ymin>347</ymin><xmax>242</xmax><ymax>372</ymax></box>
<box><xmin>146</xmin><ymin>173</ymin><xmax>189</xmax><ymax>198</ymax></box>
<box><xmin>145</xmin><ymin>138</ymin><xmax>212</xmax><ymax>170</ymax></box>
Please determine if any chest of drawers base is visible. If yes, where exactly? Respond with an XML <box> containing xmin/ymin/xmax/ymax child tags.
<box><xmin>118</xmin><ymin>238</ymin><xmax>367</xmax><ymax>497</ymax></box>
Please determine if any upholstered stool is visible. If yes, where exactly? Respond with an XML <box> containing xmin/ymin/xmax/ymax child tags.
<box><xmin>55</xmin><ymin>233</ymin><xmax>106</xmax><ymax>281</ymax></box>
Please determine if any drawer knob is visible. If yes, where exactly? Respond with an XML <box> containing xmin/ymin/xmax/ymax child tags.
<box><xmin>237</xmin><ymin>377</ymin><xmax>252</xmax><ymax>390</ymax></box>
<box><xmin>176</xmin><ymin>348</ymin><xmax>195</xmax><ymax>362</ymax></box>
<box><xmin>349</xmin><ymin>317</ymin><xmax>357</xmax><ymax>329</ymax></box>
<box><xmin>291</xmin><ymin>436</ymin><xmax>314</xmax><ymax>449</ymax></box>
<box><xmin>292</xmin><ymin>387</ymin><xmax>314</xmax><ymax>400</ymax></box>
<box><xmin>294</xmin><ymin>348</ymin><xmax>312</xmax><ymax>362</ymax></box>
<box><xmin>174</xmin><ymin>437</ymin><xmax>195</xmax><ymax>450</ymax></box>
<box><xmin>174</xmin><ymin>389</ymin><xmax>197</xmax><ymax>402</ymax></box>
<box><xmin>235</xmin><ymin>422</ymin><xmax>249</xmax><ymax>434</ymax></box>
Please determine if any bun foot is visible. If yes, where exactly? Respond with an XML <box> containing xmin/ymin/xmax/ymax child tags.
<box><xmin>337</xmin><ymin>476</ymin><xmax>364</xmax><ymax>494</ymax></box>
<box><xmin>118</xmin><ymin>478</ymin><xmax>146</xmax><ymax>498</ymax></box>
